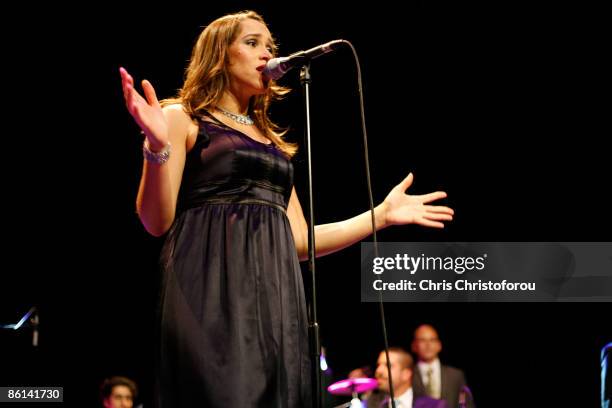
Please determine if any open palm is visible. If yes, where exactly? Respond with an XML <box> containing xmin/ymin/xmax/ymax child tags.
<box><xmin>120</xmin><ymin>67</ymin><xmax>168</xmax><ymax>148</ymax></box>
<box><xmin>382</xmin><ymin>173</ymin><xmax>454</xmax><ymax>229</ymax></box>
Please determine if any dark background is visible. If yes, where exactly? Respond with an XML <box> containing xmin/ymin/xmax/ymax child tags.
<box><xmin>2</xmin><ymin>1</ymin><xmax>610</xmax><ymax>407</ymax></box>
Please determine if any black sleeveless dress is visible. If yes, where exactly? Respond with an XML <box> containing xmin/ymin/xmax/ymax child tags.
<box><xmin>156</xmin><ymin>112</ymin><xmax>312</xmax><ymax>407</ymax></box>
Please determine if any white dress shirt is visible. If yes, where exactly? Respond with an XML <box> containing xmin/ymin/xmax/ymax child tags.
<box><xmin>387</xmin><ymin>387</ymin><xmax>413</xmax><ymax>408</ymax></box>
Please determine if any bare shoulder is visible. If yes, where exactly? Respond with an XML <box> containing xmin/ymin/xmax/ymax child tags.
<box><xmin>162</xmin><ymin>103</ymin><xmax>190</xmax><ymax>123</ymax></box>
<box><xmin>162</xmin><ymin>103</ymin><xmax>199</xmax><ymax>141</ymax></box>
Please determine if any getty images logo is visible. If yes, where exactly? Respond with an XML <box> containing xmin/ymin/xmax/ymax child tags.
<box><xmin>372</xmin><ymin>253</ymin><xmax>488</xmax><ymax>275</ymax></box>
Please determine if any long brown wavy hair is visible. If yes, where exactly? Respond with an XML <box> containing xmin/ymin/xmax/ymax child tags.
<box><xmin>163</xmin><ymin>10</ymin><xmax>297</xmax><ymax>157</ymax></box>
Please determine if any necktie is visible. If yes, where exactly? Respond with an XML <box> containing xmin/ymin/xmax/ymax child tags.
<box><xmin>426</xmin><ymin>366</ymin><xmax>435</xmax><ymax>397</ymax></box>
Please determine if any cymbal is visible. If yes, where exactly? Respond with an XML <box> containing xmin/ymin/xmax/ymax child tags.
<box><xmin>327</xmin><ymin>377</ymin><xmax>378</xmax><ymax>396</ymax></box>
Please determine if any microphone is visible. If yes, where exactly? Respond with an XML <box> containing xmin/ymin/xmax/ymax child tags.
<box><xmin>263</xmin><ymin>39</ymin><xmax>344</xmax><ymax>80</ymax></box>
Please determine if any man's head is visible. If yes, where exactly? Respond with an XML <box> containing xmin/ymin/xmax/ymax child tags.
<box><xmin>100</xmin><ymin>376</ymin><xmax>137</xmax><ymax>408</ymax></box>
<box><xmin>375</xmin><ymin>347</ymin><xmax>414</xmax><ymax>395</ymax></box>
<box><xmin>412</xmin><ymin>324</ymin><xmax>442</xmax><ymax>363</ymax></box>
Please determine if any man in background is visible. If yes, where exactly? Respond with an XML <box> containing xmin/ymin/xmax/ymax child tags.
<box><xmin>366</xmin><ymin>347</ymin><xmax>448</xmax><ymax>408</ymax></box>
<box><xmin>411</xmin><ymin>325</ymin><xmax>475</xmax><ymax>408</ymax></box>
<box><xmin>99</xmin><ymin>376</ymin><xmax>138</xmax><ymax>408</ymax></box>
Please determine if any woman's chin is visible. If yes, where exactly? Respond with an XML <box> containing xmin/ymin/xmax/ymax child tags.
<box><xmin>255</xmin><ymin>77</ymin><xmax>271</xmax><ymax>93</ymax></box>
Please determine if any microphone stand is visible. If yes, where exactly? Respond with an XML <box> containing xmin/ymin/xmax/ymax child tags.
<box><xmin>300</xmin><ymin>61</ymin><xmax>322</xmax><ymax>408</ymax></box>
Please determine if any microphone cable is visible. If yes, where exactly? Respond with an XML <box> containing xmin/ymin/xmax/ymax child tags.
<box><xmin>341</xmin><ymin>39</ymin><xmax>398</xmax><ymax>408</ymax></box>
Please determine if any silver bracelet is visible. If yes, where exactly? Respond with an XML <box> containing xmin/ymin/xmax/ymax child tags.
<box><xmin>143</xmin><ymin>139</ymin><xmax>171</xmax><ymax>164</ymax></box>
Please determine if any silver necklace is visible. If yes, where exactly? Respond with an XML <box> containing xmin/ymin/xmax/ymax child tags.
<box><xmin>217</xmin><ymin>107</ymin><xmax>254</xmax><ymax>126</ymax></box>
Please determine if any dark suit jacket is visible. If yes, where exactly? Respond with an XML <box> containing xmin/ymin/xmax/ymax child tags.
<box><xmin>413</xmin><ymin>364</ymin><xmax>475</xmax><ymax>408</ymax></box>
<box><xmin>365</xmin><ymin>390</ymin><xmax>448</xmax><ymax>408</ymax></box>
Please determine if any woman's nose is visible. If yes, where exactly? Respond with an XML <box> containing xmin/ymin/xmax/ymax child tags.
<box><xmin>261</xmin><ymin>48</ymin><xmax>272</xmax><ymax>61</ymax></box>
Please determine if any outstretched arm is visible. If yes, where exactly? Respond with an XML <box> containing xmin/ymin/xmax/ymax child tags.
<box><xmin>287</xmin><ymin>173</ymin><xmax>454</xmax><ymax>261</ymax></box>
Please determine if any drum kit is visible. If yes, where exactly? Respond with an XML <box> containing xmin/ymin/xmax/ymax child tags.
<box><xmin>327</xmin><ymin>377</ymin><xmax>378</xmax><ymax>408</ymax></box>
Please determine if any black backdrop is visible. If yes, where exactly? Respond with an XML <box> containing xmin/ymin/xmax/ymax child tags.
<box><xmin>1</xmin><ymin>1</ymin><xmax>610</xmax><ymax>407</ymax></box>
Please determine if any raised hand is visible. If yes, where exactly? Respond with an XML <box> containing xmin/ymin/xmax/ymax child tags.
<box><xmin>119</xmin><ymin>67</ymin><xmax>168</xmax><ymax>150</ymax></box>
<box><xmin>381</xmin><ymin>173</ymin><xmax>454</xmax><ymax>229</ymax></box>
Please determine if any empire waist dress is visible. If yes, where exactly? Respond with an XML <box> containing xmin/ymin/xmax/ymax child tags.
<box><xmin>155</xmin><ymin>111</ymin><xmax>311</xmax><ymax>407</ymax></box>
